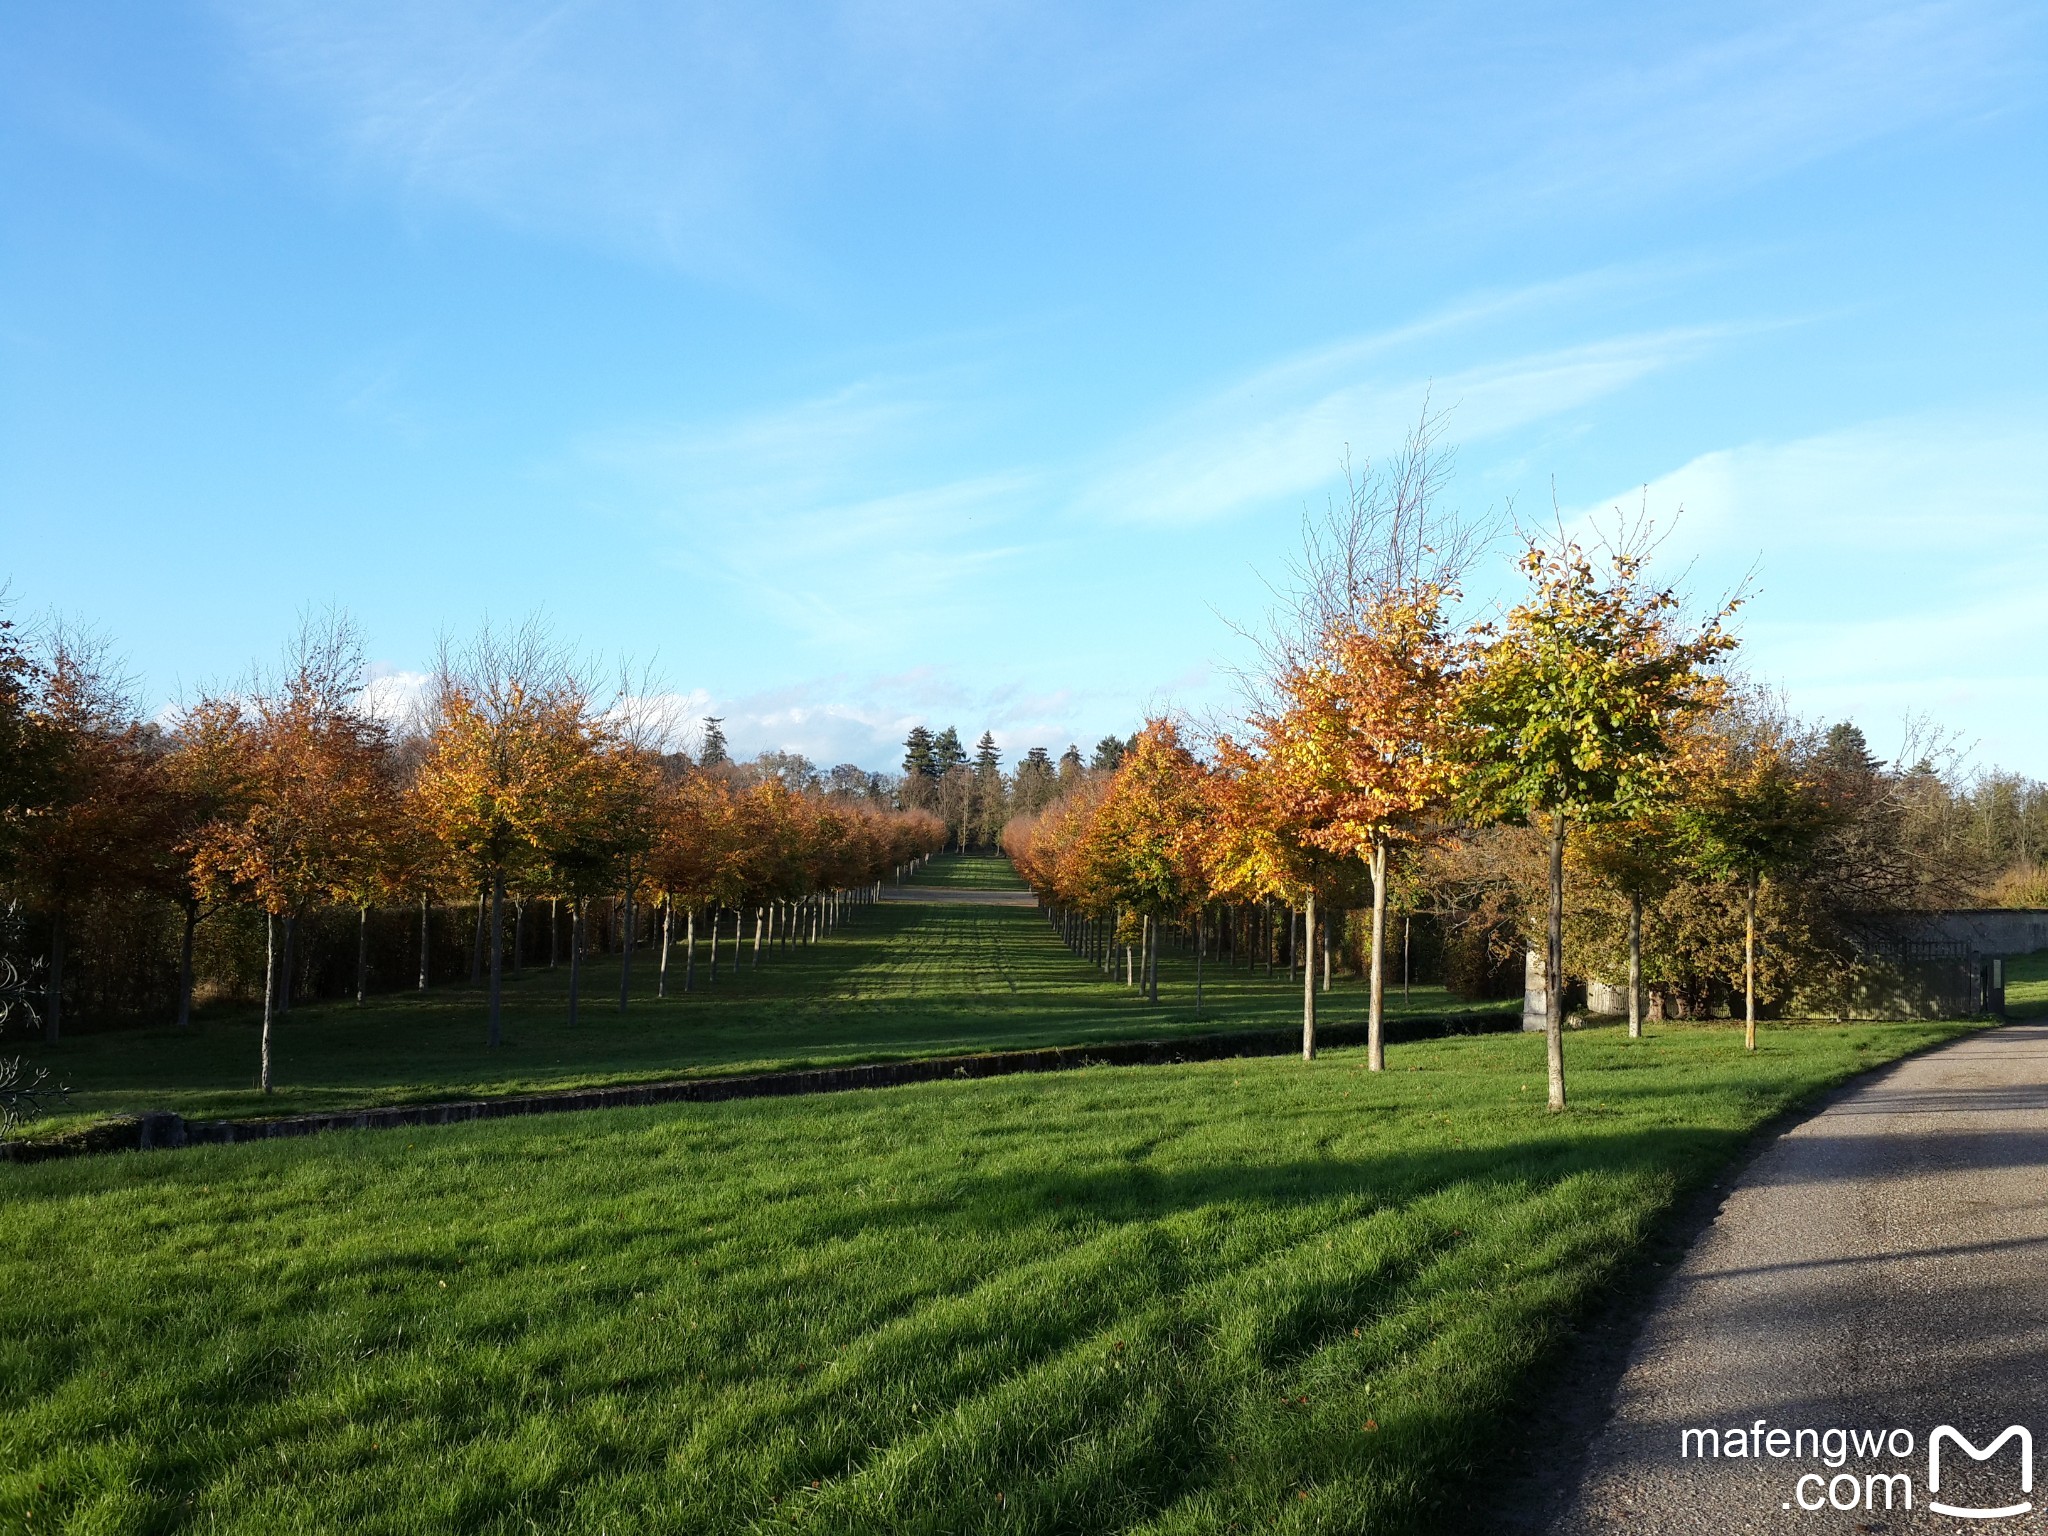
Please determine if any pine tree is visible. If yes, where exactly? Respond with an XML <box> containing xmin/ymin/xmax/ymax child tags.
<box><xmin>699</xmin><ymin>717</ymin><xmax>729</xmax><ymax>767</ymax></box>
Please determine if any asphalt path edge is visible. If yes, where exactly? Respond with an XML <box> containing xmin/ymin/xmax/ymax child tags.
<box><xmin>1471</xmin><ymin>1017</ymin><xmax>2003</xmax><ymax>1536</ymax></box>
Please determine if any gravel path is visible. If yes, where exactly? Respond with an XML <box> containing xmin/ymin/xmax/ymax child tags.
<box><xmin>1552</xmin><ymin>1022</ymin><xmax>2048</xmax><ymax>1533</ymax></box>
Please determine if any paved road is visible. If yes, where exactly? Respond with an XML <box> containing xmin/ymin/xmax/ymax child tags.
<box><xmin>878</xmin><ymin>885</ymin><xmax>1037</xmax><ymax>907</ymax></box>
<box><xmin>1553</xmin><ymin>1023</ymin><xmax>2048</xmax><ymax>1533</ymax></box>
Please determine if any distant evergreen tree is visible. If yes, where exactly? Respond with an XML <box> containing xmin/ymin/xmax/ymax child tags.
<box><xmin>699</xmin><ymin>717</ymin><xmax>729</xmax><ymax>767</ymax></box>
<box><xmin>972</xmin><ymin>731</ymin><xmax>1006</xmax><ymax>847</ymax></box>
<box><xmin>1013</xmin><ymin>746</ymin><xmax>1058</xmax><ymax>817</ymax></box>
<box><xmin>932</xmin><ymin>726</ymin><xmax>968</xmax><ymax>775</ymax></box>
<box><xmin>901</xmin><ymin>726</ymin><xmax>935</xmax><ymax>781</ymax></box>
<box><xmin>1058</xmin><ymin>744</ymin><xmax>1084</xmax><ymax>786</ymax></box>
<box><xmin>1091</xmin><ymin>734</ymin><xmax>1129</xmax><ymax>773</ymax></box>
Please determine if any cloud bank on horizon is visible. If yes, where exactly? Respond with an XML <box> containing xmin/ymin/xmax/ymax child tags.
<box><xmin>3</xmin><ymin>0</ymin><xmax>2042</xmax><ymax>773</ymax></box>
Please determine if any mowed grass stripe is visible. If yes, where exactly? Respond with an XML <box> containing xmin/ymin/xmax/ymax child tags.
<box><xmin>35</xmin><ymin>856</ymin><xmax>1508</xmax><ymax>1129</ymax></box>
<box><xmin>0</xmin><ymin>1018</ymin><xmax>1972</xmax><ymax>1533</ymax></box>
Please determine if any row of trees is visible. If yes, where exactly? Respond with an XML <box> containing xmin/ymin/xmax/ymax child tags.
<box><xmin>898</xmin><ymin>726</ymin><xmax>1135</xmax><ymax>851</ymax></box>
<box><xmin>1005</xmin><ymin>425</ymin><xmax>1989</xmax><ymax>1110</ymax></box>
<box><xmin>0</xmin><ymin>612</ymin><xmax>944</xmax><ymax>1090</ymax></box>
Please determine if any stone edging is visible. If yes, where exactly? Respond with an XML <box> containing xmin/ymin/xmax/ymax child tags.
<box><xmin>1</xmin><ymin>1009</ymin><xmax>1518</xmax><ymax>1164</ymax></box>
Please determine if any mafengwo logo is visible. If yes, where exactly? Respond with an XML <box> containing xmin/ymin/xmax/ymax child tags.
<box><xmin>1678</xmin><ymin>1420</ymin><xmax>2033</xmax><ymax>1517</ymax></box>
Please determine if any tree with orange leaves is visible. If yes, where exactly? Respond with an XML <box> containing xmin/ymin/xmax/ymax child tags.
<box><xmin>1080</xmin><ymin>720</ymin><xmax>1214</xmax><ymax>1007</ymax></box>
<box><xmin>1253</xmin><ymin>586</ymin><xmax>1462</xmax><ymax>1070</ymax></box>
<box><xmin>193</xmin><ymin>617</ymin><xmax>398</xmax><ymax>1091</ymax></box>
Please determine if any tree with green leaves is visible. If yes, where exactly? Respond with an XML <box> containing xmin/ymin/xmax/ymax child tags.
<box><xmin>1456</xmin><ymin>534</ymin><xmax>1736</xmax><ymax>1109</ymax></box>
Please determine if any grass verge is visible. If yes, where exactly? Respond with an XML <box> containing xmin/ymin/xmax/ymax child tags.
<box><xmin>0</xmin><ymin>1016</ymin><xmax>1977</xmax><ymax>1533</ymax></box>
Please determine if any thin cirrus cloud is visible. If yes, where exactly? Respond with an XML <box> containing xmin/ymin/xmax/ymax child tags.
<box><xmin>204</xmin><ymin>0</ymin><xmax>2037</xmax><ymax>281</ymax></box>
<box><xmin>1074</xmin><ymin>326</ymin><xmax>1728</xmax><ymax>527</ymax></box>
<box><xmin>1479</xmin><ymin>0</ymin><xmax>2034</xmax><ymax>215</ymax></box>
<box><xmin>1564</xmin><ymin>406</ymin><xmax>2048</xmax><ymax>766</ymax></box>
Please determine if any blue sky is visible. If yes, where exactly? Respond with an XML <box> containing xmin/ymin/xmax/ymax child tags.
<box><xmin>3</xmin><ymin>0</ymin><xmax>2044</xmax><ymax>772</ymax></box>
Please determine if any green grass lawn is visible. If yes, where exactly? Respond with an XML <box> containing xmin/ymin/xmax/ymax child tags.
<box><xmin>2005</xmin><ymin>949</ymin><xmax>2048</xmax><ymax>1018</ymax></box>
<box><xmin>901</xmin><ymin>853</ymin><xmax>1033</xmax><ymax>890</ymax></box>
<box><xmin>23</xmin><ymin>855</ymin><xmax>1508</xmax><ymax>1128</ymax></box>
<box><xmin>0</xmin><ymin>1017</ymin><xmax>1976</xmax><ymax>1534</ymax></box>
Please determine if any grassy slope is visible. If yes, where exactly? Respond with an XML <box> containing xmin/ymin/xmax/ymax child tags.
<box><xmin>0</xmin><ymin>1018</ymin><xmax>1975</xmax><ymax>1534</ymax></box>
<box><xmin>29</xmin><ymin>856</ymin><xmax>1506</xmax><ymax>1127</ymax></box>
<box><xmin>2004</xmin><ymin>949</ymin><xmax>2048</xmax><ymax>1018</ymax></box>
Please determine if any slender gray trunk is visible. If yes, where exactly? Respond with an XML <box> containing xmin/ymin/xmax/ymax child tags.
<box><xmin>1302</xmin><ymin>890</ymin><xmax>1318</xmax><ymax>1061</ymax></box>
<box><xmin>1546</xmin><ymin>810</ymin><xmax>1568</xmax><ymax>1111</ymax></box>
<box><xmin>1403</xmin><ymin>913</ymin><xmax>1411</xmax><ymax>1003</ymax></box>
<box><xmin>753</xmin><ymin>907</ymin><xmax>764</xmax><ymax>968</ymax></box>
<box><xmin>1744</xmin><ymin>877</ymin><xmax>1758</xmax><ymax>1053</ymax></box>
<box><xmin>685</xmin><ymin>907</ymin><xmax>696</xmax><ymax>992</ymax></box>
<box><xmin>488</xmin><ymin>871</ymin><xmax>505</xmax><ymax>1048</ymax></box>
<box><xmin>1194</xmin><ymin>912</ymin><xmax>1204</xmax><ymax>1017</ymax></box>
<box><xmin>549</xmin><ymin>896</ymin><xmax>559</xmax><ymax>969</ymax></box>
<box><xmin>1321</xmin><ymin>910</ymin><xmax>1332</xmax><ymax>992</ymax></box>
<box><xmin>260</xmin><ymin>910</ymin><xmax>275</xmax><ymax>1093</ymax></box>
<box><xmin>1369</xmin><ymin>842</ymin><xmax>1390</xmax><ymax>1071</ymax></box>
<box><xmin>708</xmin><ymin>909</ymin><xmax>720</xmax><ymax>982</ymax></box>
<box><xmin>419</xmin><ymin>895</ymin><xmax>430</xmax><ymax>990</ymax></box>
<box><xmin>1627</xmin><ymin>890</ymin><xmax>1644</xmax><ymax>1039</ymax></box>
<box><xmin>356</xmin><ymin>905</ymin><xmax>369</xmax><ymax>1006</ymax></box>
<box><xmin>513</xmin><ymin>901</ymin><xmax>525</xmax><ymax>975</ymax></box>
<box><xmin>658</xmin><ymin>896</ymin><xmax>672</xmax><ymax>999</ymax></box>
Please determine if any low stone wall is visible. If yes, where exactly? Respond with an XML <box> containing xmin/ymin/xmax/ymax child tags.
<box><xmin>2</xmin><ymin>1008</ymin><xmax>1521</xmax><ymax>1165</ymax></box>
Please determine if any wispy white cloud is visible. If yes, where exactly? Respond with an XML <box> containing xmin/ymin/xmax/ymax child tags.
<box><xmin>1075</xmin><ymin>326</ymin><xmax>1727</xmax><ymax>526</ymax></box>
<box><xmin>1567</xmin><ymin>405</ymin><xmax>2048</xmax><ymax>769</ymax></box>
<box><xmin>1433</xmin><ymin>0</ymin><xmax>2039</xmax><ymax>229</ymax></box>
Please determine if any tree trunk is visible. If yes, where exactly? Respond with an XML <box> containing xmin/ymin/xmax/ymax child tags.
<box><xmin>708</xmin><ymin>909</ymin><xmax>720</xmax><ymax>982</ymax></box>
<box><xmin>260</xmin><ymin>909</ymin><xmax>275</xmax><ymax>1093</ymax></box>
<box><xmin>1263</xmin><ymin>898</ymin><xmax>1273</xmax><ymax>978</ymax></box>
<box><xmin>753</xmin><ymin>907</ymin><xmax>764</xmax><ymax>968</ymax></box>
<box><xmin>1302</xmin><ymin>889</ymin><xmax>1318</xmax><ymax>1061</ymax></box>
<box><xmin>568</xmin><ymin>900</ymin><xmax>584</xmax><ymax>1025</ymax></box>
<box><xmin>1368</xmin><ymin>841</ymin><xmax>1389</xmax><ymax>1072</ymax></box>
<box><xmin>488</xmin><ymin>871</ymin><xmax>505</xmax><ymax>1048</ymax></box>
<box><xmin>1402</xmin><ymin>913</ymin><xmax>1411</xmax><ymax>1003</ymax></box>
<box><xmin>617</xmin><ymin>885</ymin><xmax>636</xmax><ymax>1012</ymax></box>
<box><xmin>1628</xmin><ymin>890</ymin><xmax>1644</xmax><ymax>1040</ymax></box>
<box><xmin>177</xmin><ymin>900</ymin><xmax>198</xmax><ymax>1028</ymax></box>
<box><xmin>418</xmin><ymin>895</ymin><xmax>430</xmax><ymax>991</ymax></box>
<box><xmin>1744</xmin><ymin>877</ymin><xmax>1758</xmax><ymax>1053</ymax></box>
<box><xmin>45</xmin><ymin>907</ymin><xmax>65</xmax><ymax>1044</ymax></box>
<box><xmin>1321</xmin><ymin>909</ymin><xmax>1332</xmax><ymax>992</ymax></box>
<box><xmin>549</xmin><ymin>897</ymin><xmax>559</xmax><ymax>969</ymax></box>
<box><xmin>1195</xmin><ymin>912</ymin><xmax>1204</xmax><ymax>1018</ymax></box>
<box><xmin>513</xmin><ymin>901</ymin><xmax>525</xmax><ymax>975</ymax></box>
<box><xmin>685</xmin><ymin>907</ymin><xmax>696</xmax><ymax>992</ymax></box>
<box><xmin>1546</xmin><ymin>810</ymin><xmax>1568</xmax><ymax>1111</ymax></box>
<box><xmin>658</xmin><ymin>897</ymin><xmax>672</xmax><ymax>999</ymax></box>
<box><xmin>355</xmin><ymin>905</ymin><xmax>369</xmax><ymax>1007</ymax></box>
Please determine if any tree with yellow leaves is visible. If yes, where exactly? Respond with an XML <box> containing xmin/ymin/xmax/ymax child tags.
<box><xmin>413</xmin><ymin>623</ymin><xmax>592</xmax><ymax>1049</ymax></box>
